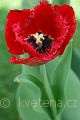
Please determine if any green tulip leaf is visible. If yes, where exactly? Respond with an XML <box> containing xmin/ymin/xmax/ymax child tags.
<box><xmin>21</xmin><ymin>62</ymin><xmax>41</xmax><ymax>81</ymax></box>
<box><xmin>17</xmin><ymin>79</ymin><xmax>51</xmax><ymax>120</ymax></box>
<box><xmin>14</xmin><ymin>73</ymin><xmax>42</xmax><ymax>86</ymax></box>
<box><xmin>62</xmin><ymin>70</ymin><xmax>80</xmax><ymax>120</ymax></box>
<box><xmin>52</xmin><ymin>43</ymin><xmax>72</xmax><ymax>113</ymax></box>
<box><xmin>45</xmin><ymin>57</ymin><xmax>60</xmax><ymax>84</ymax></box>
<box><xmin>72</xmin><ymin>49</ymin><xmax>80</xmax><ymax>78</ymax></box>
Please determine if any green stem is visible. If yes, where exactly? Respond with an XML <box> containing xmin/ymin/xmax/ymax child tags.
<box><xmin>40</xmin><ymin>65</ymin><xmax>60</xmax><ymax>120</ymax></box>
<box><xmin>22</xmin><ymin>64</ymin><xmax>28</xmax><ymax>73</ymax></box>
<box><xmin>21</xmin><ymin>54</ymin><xmax>30</xmax><ymax>74</ymax></box>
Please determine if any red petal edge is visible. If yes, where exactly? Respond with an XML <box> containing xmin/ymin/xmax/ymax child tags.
<box><xmin>54</xmin><ymin>4</ymin><xmax>76</xmax><ymax>55</ymax></box>
<box><xmin>5</xmin><ymin>9</ymin><xmax>31</xmax><ymax>55</ymax></box>
<box><xmin>10</xmin><ymin>56</ymin><xmax>47</xmax><ymax>66</ymax></box>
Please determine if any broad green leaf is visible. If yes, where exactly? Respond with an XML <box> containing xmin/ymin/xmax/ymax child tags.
<box><xmin>71</xmin><ymin>49</ymin><xmax>80</xmax><ymax>78</ymax></box>
<box><xmin>62</xmin><ymin>70</ymin><xmax>80</xmax><ymax>120</ymax></box>
<box><xmin>73</xmin><ymin>20</ymin><xmax>80</xmax><ymax>51</ymax></box>
<box><xmin>71</xmin><ymin>1</ymin><xmax>80</xmax><ymax>78</ymax></box>
<box><xmin>15</xmin><ymin>74</ymin><xmax>53</xmax><ymax>118</ymax></box>
<box><xmin>21</xmin><ymin>54</ymin><xmax>41</xmax><ymax>81</ymax></box>
<box><xmin>21</xmin><ymin>64</ymin><xmax>41</xmax><ymax>81</ymax></box>
<box><xmin>52</xmin><ymin>43</ymin><xmax>72</xmax><ymax>113</ymax></box>
<box><xmin>14</xmin><ymin>73</ymin><xmax>42</xmax><ymax>87</ymax></box>
<box><xmin>17</xmin><ymin>80</ymin><xmax>51</xmax><ymax>120</ymax></box>
<box><xmin>21</xmin><ymin>54</ymin><xmax>60</xmax><ymax>84</ymax></box>
<box><xmin>46</xmin><ymin>57</ymin><xmax>60</xmax><ymax>83</ymax></box>
<box><xmin>71</xmin><ymin>0</ymin><xmax>80</xmax><ymax>56</ymax></box>
<box><xmin>22</xmin><ymin>0</ymin><xmax>40</xmax><ymax>9</ymax></box>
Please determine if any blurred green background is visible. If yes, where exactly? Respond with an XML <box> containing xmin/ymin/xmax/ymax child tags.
<box><xmin>0</xmin><ymin>0</ymin><xmax>80</xmax><ymax>120</ymax></box>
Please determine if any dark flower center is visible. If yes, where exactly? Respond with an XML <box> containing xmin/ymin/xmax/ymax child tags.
<box><xmin>27</xmin><ymin>32</ymin><xmax>52</xmax><ymax>54</ymax></box>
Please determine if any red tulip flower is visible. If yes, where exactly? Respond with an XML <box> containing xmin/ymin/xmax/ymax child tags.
<box><xmin>5</xmin><ymin>1</ymin><xmax>76</xmax><ymax>66</ymax></box>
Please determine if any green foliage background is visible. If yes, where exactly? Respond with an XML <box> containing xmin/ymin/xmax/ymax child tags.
<box><xmin>0</xmin><ymin>0</ymin><xmax>80</xmax><ymax>120</ymax></box>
